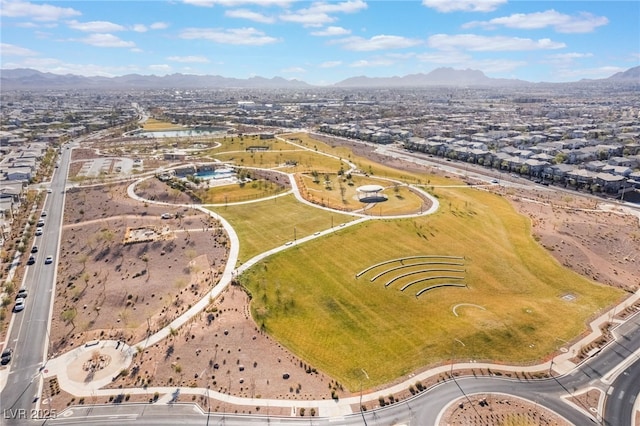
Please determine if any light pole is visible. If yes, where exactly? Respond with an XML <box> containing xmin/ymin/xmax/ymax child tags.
<box><xmin>450</xmin><ymin>338</ymin><xmax>465</xmax><ymax>378</ymax></box>
<box><xmin>205</xmin><ymin>385</ymin><xmax>211</xmax><ymax>426</ymax></box>
<box><xmin>359</xmin><ymin>368</ymin><xmax>369</xmax><ymax>426</ymax></box>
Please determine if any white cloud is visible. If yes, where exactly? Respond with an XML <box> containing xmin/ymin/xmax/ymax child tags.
<box><xmin>469</xmin><ymin>58</ymin><xmax>527</xmax><ymax>73</ymax></box>
<box><xmin>555</xmin><ymin>65</ymin><xmax>626</xmax><ymax>80</ymax></box>
<box><xmin>311</xmin><ymin>26</ymin><xmax>351</xmax><ymax>36</ymax></box>
<box><xmin>463</xmin><ymin>10</ymin><xmax>609</xmax><ymax>33</ymax></box>
<box><xmin>78</xmin><ymin>33</ymin><xmax>136</xmax><ymax>48</ymax></box>
<box><xmin>167</xmin><ymin>55</ymin><xmax>210</xmax><ymax>63</ymax></box>
<box><xmin>349</xmin><ymin>58</ymin><xmax>394</xmax><ymax>67</ymax></box>
<box><xmin>281</xmin><ymin>0</ymin><xmax>366</xmax><ymax>27</ymax></box>
<box><xmin>422</xmin><ymin>0</ymin><xmax>506</xmax><ymax>13</ymax></box>
<box><xmin>183</xmin><ymin>0</ymin><xmax>293</xmax><ymax>7</ymax></box>
<box><xmin>2</xmin><ymin>57</ymin><xmax>141</xmax><ymax>77</ymax></box>
<box><xmin>125</xmin><ymin>22</ymin><xmax>168</xmax><ymax>32</ymax></box>
<box><xmin>281</xmin><ymin>66</ymin><xmax>306</xmax><ymax>73</ymax></box>
<box><xmin>280</xmin><ymin>11</ymin><xmax>334</xmax><ymax>27</ymax></box>
<box><xmin>150</xmin><ymin>22</ymin><xmax>169</xmax><ymax>30</ymax></box>
<box><xmin>548</xmin><ymin>52</ymin><xmax>593</xmax><ymax>60</ymax></box>
<box><xmin>67</xmin><ymin>20</ymin><xmax>125</xmax><ymax>32</ymax></box>
<box><xmin>0</xmin><ymin>42</ymin><xmax>38</xmax><ymax>56</ymax></box>
<box><xmin>179</xmin><ymin>27</ymin><xmax>279</xmax><ymax>45</ymax></box>
<box><xmin>307</xmin><ymin>0</ymin><xmax>367</xmax><ymax>14</ymax></box>
<box><xmin>17</xmin><ymin>21</ymin><xmax>56</xmax><ymax>29</ymax></box>
<box><xmin>0</xmin><ymin>0</ymin><xmax>81</xmax><ymax>21</ymax></box>
<box><xmin>428</xmin><ymin>34</ymin><xmax>566</xmax><ymax>51</ymax></box>
<box><xmin>320</xmin><ymin>60</ymin><xmax>342</xmax><ymax>68</ymax></box>
<box><xmin>545</xmin><ymin>52</ymin><xmax>594</xmax><ymax>66</ymax></box>
<box><xmin>416</xmin><ymin>51</ymin><xmax>525</xmax><ymax>73</ymax></box>
<box><xmin>149</xmin><ymin>64</ymin><xmax>172</xmax><ymax>72</ymax></box>
<box><xmin>335</xmin><ymin>35</ymin><xmax>422</xmax><ymax>51</ymax></box>
<box><xmin>225</xmin><ymin>9</ymin><xmax>275</xmax><ymax>23</ymax></box>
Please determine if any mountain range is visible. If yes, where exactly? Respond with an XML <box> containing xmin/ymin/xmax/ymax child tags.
<box><xmin>1</xmin><ymin>66</ymin><xmax>638</xmax><ymax>90</ymax></box>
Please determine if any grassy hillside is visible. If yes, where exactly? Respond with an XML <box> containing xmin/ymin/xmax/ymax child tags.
<box><xmin>239</xmin><ymin>186</ymin><xmax>622</xmax><ymax>390</ymax></box>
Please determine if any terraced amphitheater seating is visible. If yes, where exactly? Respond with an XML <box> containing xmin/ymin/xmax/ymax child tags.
<box><xmin>369</xmin><ymin>261</ymin><xmax>464</xmax><ymax>282</ymax></box>
<box><xmin>357</xmin><ymin>255</ymin><xmax>467</xmax><ymax>299</ymax></box>
<box><xmin>355</xmin><ymin>255</ymin><xmax>464</xmax><ymax>278</ymax></box>
<box><xmin>415</xmin><ymin>283</ymin><xmax>467</xmax><ymax>297</ymax></box>
<box><xmin>385</xmin><ymin>271</ymin><xmax>464</xmax><ymax>288</ymax></box>
<box><xmin>400</xmin><ymin>276</ymin><xmax>464</xmax><ymax>291</ymax></box>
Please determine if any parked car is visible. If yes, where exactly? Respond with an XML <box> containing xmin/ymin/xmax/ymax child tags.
<box><xmin>41</xmin><ymin>210</ymin><xmax>47</xmax><ymax>217</ymax></box>
<box><xmin>1</xmin><ymin>348</ymin><xmax>12</xmax><ymax>365</ymax></box>
<box><xmin>44</xmin><ymin>255</ymin><xmax>54</xmax><ymax>265</ymax></box>
<box><xmin>161</xmin><ymin>213</ymin><xmax>173</xmax><ymax>219</ymax></box>
<box><xmin>14</xmin><ymin>297</ymin><xmax>26</xmax><ymax>312</ymax></box>
<box><xmin>37</xmin><ymin>220</ymin><xmax>45</xmax><ymax>227</ymax></box>
<box><xmin>16</xmin><ymin>288</ymin><xmax>28</xmax><ymax>299</ymax></box>
<box><xmin>27</xmin><ymin>255</ymin><xmax>36</xmax><ymax>265</ymax></box>
<box><xmin>35</xmin><ymin>228</ymin><xmax>43</xmax><ymax>236</ymax></box>
<box><xmin>31</xmin><ymin>246</ymin><xmax>38</xmax><ymax>253</ymax></box>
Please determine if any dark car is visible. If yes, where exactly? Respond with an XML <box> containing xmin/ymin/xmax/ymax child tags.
<box><xmin>1</xmin><ymin>348</ymin><xmax>12</xmax><ymax>365</ymax></box>
<box><xmin>27</xmin><ymin>256</ymin><xmax>36</xmax><ymax>265</ymax></box>
<box><xmin>31</xmin><ymin>246</ymin><xmax>38</xmax><ymax>253</ymax></box>
<box><xmin>16</xmin><ymin>288</ymin><xmax>28</xmax><ymax>299</ymax></box>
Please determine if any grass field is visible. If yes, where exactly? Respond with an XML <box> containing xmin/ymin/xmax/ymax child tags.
<box><xmin>141</xmin><ymin>118</ymin><xmax>185</xmax><ymax>131</ymax></box>
<box><xmin>199</xmin><ymin>179</ymin><xmax>287</xmax><ymax>204</ymax></box>
<box><xmin>212</xmin><ymin>148</ymin><xmax>346</xmax><ymax>172</ymax></box>
<box><xmin>239</xmin><ymin>185</ymin><xmax>623</xmax><ymax>391</ymax></box>
<box><xmin>298</xmin><ymin>173</ymin><xmax>426</xmax><ymax>215</ymax></box>
<box><xmin>208</xmin><ymin>194</ymin><xmax>356</xmax><ymax>265</ymax></box>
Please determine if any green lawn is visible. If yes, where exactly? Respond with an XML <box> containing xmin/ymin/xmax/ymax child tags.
<box><xmin>208</xmin><ymin>194</ymin><xmax>355</xmax><ymax>265</ymax></box>
<box><xmin>200</xmin><ymin>179</ymin><xmax>287</xmax><ymax>204</ymax></box>
<box><xmin>239</xmin><ymin>186</ymin><xmax>623</xmax><ymax>391</ymax></box>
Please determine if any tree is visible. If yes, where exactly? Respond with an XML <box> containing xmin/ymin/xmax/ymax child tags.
<box><xmin>554</xmin><ymin>152</ymin><xmax>568</xmax><ymax>164</ymax></box>
<box><xmin>61</xmin><ymin>308</ymin><xmax>77</xmax><ymax>331</ymax></box>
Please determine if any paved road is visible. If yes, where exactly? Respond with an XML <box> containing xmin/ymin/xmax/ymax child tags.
<box><xmin>0</xmin><ymin>145</ymin><xmax>71</xmax><ymax>423</ymax></box>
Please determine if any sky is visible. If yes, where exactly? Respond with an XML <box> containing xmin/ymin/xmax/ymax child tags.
<box><xmin>1</xmin><ymin>0</ymin><xmax>638</xmax><ymax>85</ymax></box>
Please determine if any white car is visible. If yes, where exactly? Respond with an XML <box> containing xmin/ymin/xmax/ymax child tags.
<box><xmin>14</xmin><ymin>297</ymin><xmax>26</xmax><ymax>312</ymax></box>
<box><xmin>44</xmin><ymin>255</ymin><xmax>54</xmax><ymax>265</ymax></box>
<box><xmin>35</xmin><ymin>228</ymin><xmax>43</xmax><ymax>236</ymax></box>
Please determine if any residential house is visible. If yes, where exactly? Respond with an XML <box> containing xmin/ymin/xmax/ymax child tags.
<box><xmin>595</xmin><ymin>172</ymin><xmax>627</xmax><ymax>193</ymax></box>
<box><xmin>602</xmin><ymin>165</ymin><xmax>633</xmax><ymax>177</ymax></box>
<box><xmin>6</xmin><ymin>167</ymin><xmax>32</xmax><ymax>181</ymax></box>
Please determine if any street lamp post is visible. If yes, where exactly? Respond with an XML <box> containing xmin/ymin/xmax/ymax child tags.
<box><xmin>450</xmin><ymin>338</ymin><xmax>465</xmax><ymax>378</ymax></box>
<box><xmin>359</xmin><ymin>368</ymin><xmax>369</xmax><ymax>426</ymax></box>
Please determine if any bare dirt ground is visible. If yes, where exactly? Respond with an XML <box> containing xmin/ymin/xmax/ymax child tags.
<box><xmin>440</xmin><ymin>393</ymin><xmax>571</xmax><ymax>426</ymax></box>
<box><xmin>44</xmin><ymin>142</ymin><xmax>640</xmax><ymax>419</ymax></box>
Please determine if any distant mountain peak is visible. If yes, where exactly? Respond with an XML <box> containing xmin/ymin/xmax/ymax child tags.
<box><xmin>1</xmin><ymin>66</ymin><xmax>639</xmax><ymax>89</ymax></box>
<box><xmin>0</xmin><ymin>68</ymin><xmax>312</xmax><ymax>89</ymax></box>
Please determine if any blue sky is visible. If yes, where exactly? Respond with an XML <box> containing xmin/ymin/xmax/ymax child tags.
<box><xmin>1</xmin><ymin>0</ymin><xmax>638</xmax><ymax>85</ymax></box>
